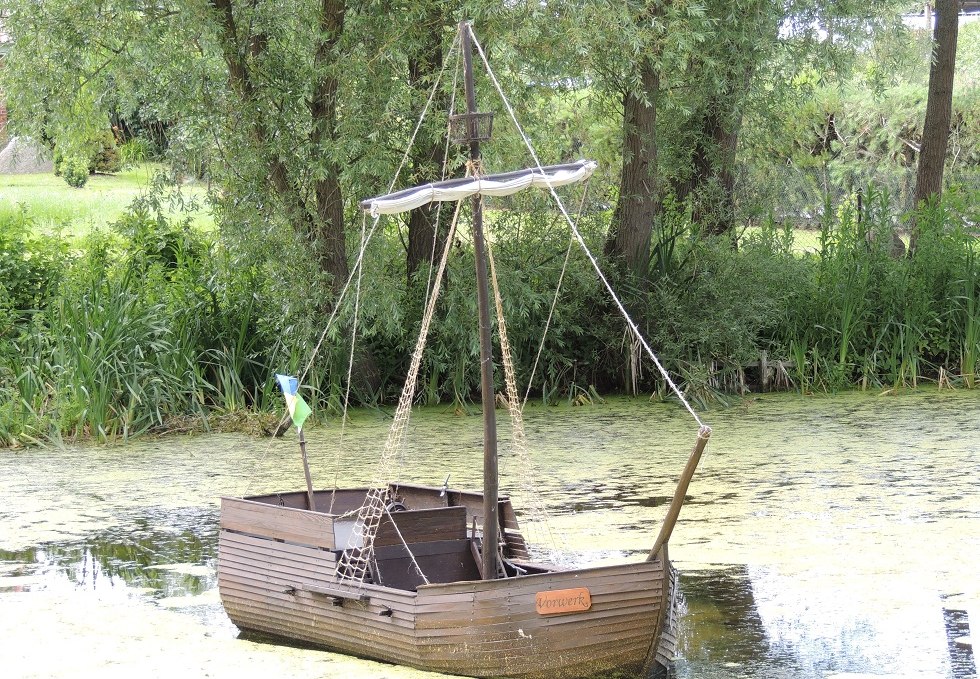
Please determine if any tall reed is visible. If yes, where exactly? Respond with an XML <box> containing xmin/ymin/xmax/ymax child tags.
<box><xmin>3</xmin><ymin>182</ymin><xmax>979</xmax><ymax>447</ymax></box>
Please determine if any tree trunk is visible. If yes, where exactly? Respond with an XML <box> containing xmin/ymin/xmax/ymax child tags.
<box><xmin>911</xmin><ymin>0</ymin><xmax>959</xmax><ymax>253</ymax></box>
<box><xmin>310</xmin><ymin>0</ymin><xmax>349</xmax><ymax>296</ymax></box>
<box><xmin>677</xmin><ymin>59</ymin><xmax>754</xmax><ymax>242</ymax></box>
<box><xmin>685</xmin><ymin>102</ymin><xmax>739</xmax><ymax>238</ymax></box>
<box><xmin>606</xmin><ymin>56</ymin><xmax>659</xmax><ymax>283</ymax></box>
<box><xmin>406</xmin><ymin>15</ymin><xmax>448</xmax><ymax>283</ymax></box>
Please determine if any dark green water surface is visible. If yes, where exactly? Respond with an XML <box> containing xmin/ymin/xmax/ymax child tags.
<box><xmin>1</xmin><ymin>390</ymin><xmax>977</xmax><ymax>678</ymax></box>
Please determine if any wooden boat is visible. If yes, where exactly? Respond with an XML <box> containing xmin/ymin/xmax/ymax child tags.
<box><xmin>218</xmin><ymin>21</ymin><xmax>710</xmax><ymax>679</ymax></box>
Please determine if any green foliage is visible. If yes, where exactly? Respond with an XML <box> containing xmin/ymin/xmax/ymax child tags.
<box><xmin>956</xmin><ymin>21</ymin><xmax>980</xmax><ymax>89</ymax></box>
<box><xmin>0</xmin><ymin>200</ymin><xmax>268</xmax><ymax>445</ymax></box>
<box><xmin>0</xmin><ymin>214</ymin><xmax>67</xmax><ymax>327</ymax></box>
<box><xmin>740</xmin><ymin>81</ymin><xmax>980</xmax><ymax>223</ymax></box>
<box><xmin>47</xmin><ymin>250</ymin><xmax>194</xmax><ymax>439</ymax></box>
<box><xmin>53</xmin><ymin>129</ymin><xmax>122</xmax><ymax>180</ymax></box>
<box><xmin>60</xmin><ymin>155</ymin><xmax>90</xmax><ymax>188</ymax></box>
<box><xmin>1</xmin><ymin>0</ymin><xmax>978</xmax><ymax>447</ymax></box>
<box><xmin>2</xmin><ymin>179</ymin><xmax>978</xmax><ymax>446</ymax></box>
<box><xmin>0</xmin><ymin>215</ymin><xmax>69</xmax><ymax>445</ymax></box>
<box><xmin>119</xmin><ymin>137</ymin><xmax>151</xmax><ymax>168</ymax></box>
<box><xmin>766</xmin><ymin>186</ymin><xmax>980</xmax><ymax>391</ymax></box>
<box><xmin>90</xmin><ymin>129</ymin><xmax>122</xmax><ymax>173</ymax></box>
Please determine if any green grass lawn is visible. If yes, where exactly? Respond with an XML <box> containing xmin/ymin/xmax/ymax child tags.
<box><xmin>0</xmin><ymin>164</ymin><xmax>213</xmax><ymax>236</ymax></box>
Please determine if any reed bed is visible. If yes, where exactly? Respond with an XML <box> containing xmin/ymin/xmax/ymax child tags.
<box><xmin>1</xmin><ymin>186</ymin><xmax>978</xmax><ymax>447</ymax></box>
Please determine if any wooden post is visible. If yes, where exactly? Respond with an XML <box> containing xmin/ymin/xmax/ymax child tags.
<box><xmin>760</xmin><ymin>350</ymin><xmax>769</xmax><ymax>392</ymax></box>
<box><xmin>461</xmin><ymin>21</ymin><xmax>499</xmax><ymax>581</ymax></box>
<box><xmin>298</xmin><ymin>428</ymin><xmax>318</xmax><ymax>512</ymax></box>
<box><xmin>943</xmin><ymin>607</ymin><xmax>976</xmax><ymax>678</ymax></box>
<box><xmin>647</xmin><ymin>426</ymin><xmax>711</xmax><ymax>561</ymax></box>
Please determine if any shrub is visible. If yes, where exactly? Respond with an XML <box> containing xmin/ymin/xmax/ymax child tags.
<box><xmin>119</xmin><ymin>137</ymin><xmax>151</xmax><ymax>168</ymax></box>
<box><xmin>0</xmin><ymin>213</ymin><xmax>67</xmax><ymax>339</ymax></box>
<box><xmin>53</xmin><ymin>128</ymin><xmax>122</xmax><ymax>181</ymax></box>
<box><xmin>61</xmin><ymin>155</ymin><xmax>90</xmax><ymax>188</ymax></box>
<box><xmin>90</xmin><ymin>129</ymin><xmax>122</xmax><ymax>173</ymax></box>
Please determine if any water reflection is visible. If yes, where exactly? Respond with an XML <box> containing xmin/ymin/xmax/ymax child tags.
<box><xmin>677</xmin><ymin>567</ymin><xmax>773</xmax><ymax>677</ymax></box>
<box><xmin>0</xmin><ymin>510</ymin><xmax>217</xmax><ymax>598</ymax></box>
<box><xmin>0</xmin><ymin>389</ymin><xmax>978</xmax><ymax>678</ymax></box>
<box><xmin>678</xmin><ymin>565</ymin><xmax>980</xmax><ymax>679</ymax></box>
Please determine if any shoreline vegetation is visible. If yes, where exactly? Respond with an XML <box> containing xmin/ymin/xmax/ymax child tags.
<box><xmin>1</xmin><ymin>168</ymin><xmax>978</xmax><ymax>449</ymax></box>
<box><xmin>0</xmin><ymin>6</ymin><xmax>977</xmax><ymax>449</ymax></box>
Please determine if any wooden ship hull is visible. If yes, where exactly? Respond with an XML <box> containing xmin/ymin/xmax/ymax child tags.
<box><xmin>218</xmin><ymin>484</ymin><xmax>680</xmax><ymax>678</ymax></box>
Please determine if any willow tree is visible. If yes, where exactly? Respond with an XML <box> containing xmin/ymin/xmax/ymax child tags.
<box><xmin>5</xmin><ymin>1</ymin><xmax>370</xmax><ymax>293</ymax></box>
<box><xmin>667</xmin><ymin>0</ymin><xmax>781</xmax><ymax>239</ymax></box>
<box><xmin>662</xmin><ymin>0</ymin><xmax>909</xmax><ymax>241</ymax></box>
<box><xmin>1</xmin><ymin>1</ymin><xmax>491</xmax><ymax>392</ymax></box>
<box><xmin>544</xmin><ymin>1</ymin><xmax>713</xmax><ymax>286</ymax></box>
<box><xmin>911</xmin><ymin>0</ymin><xmax>961</xmax><ymax>253</ymax></box>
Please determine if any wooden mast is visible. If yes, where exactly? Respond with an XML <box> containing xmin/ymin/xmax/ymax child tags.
<box><xmin>461</xmin><ymin>21</ymin><xmax>499</xmax><ymax>580</ymax></box>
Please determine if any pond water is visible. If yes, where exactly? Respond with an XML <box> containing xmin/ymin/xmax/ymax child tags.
<box><xmin>1</xmin><ymin>390</ymin><xmax>978</xmax><ymax>679</ymax></box>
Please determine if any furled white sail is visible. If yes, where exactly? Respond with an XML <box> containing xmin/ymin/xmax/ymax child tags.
<box><xmin>359</xmin><ymin>160</ymin><xmax>597</xmax><ymax>216</ymax></box>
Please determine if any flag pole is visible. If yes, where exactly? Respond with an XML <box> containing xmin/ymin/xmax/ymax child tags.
<box><xmin>298</xmin><ymin>427</ymin><xmax>317</xmax><ymax>512</ymax></box>
<box><xmin>276</xmin><ymin>374</ymin><xmax>317</xmax><ymax>513</ymax></box>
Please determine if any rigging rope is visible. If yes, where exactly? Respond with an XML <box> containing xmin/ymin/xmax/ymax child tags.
<box><xmin>486</xmin><ymin>232</ymin><xmax>568</xmax><ymax>559</ymax></box>
<box><xmin>469</xmin><ymin>27</ymin><xmax>706</xmax><ymax>430</ymax></box>
<box><xmin>294</xmin><ymin>28</ymin><xmax>462</xmax><ymax>397</ymax></box>
<box><xmin>337</xmin><ymin>200</ymin><xmax>465</xmax><ymax>583</ymax></box>
<box><xmin>522</xmin><ymin>179</ymin><xmax>592</xmax><ymax>408</ymax></box>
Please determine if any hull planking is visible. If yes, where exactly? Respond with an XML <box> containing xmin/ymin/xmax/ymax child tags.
<box><xmin>217</xmin><ymin>486</ymin><xmax>676</xmax><ymax>679</ymax></box>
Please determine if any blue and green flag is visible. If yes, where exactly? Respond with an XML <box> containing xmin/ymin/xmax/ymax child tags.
<box><xmin>276</xmin><ymin>374</ymin><xmax>312</xmax><ymax>431</ymax></box>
